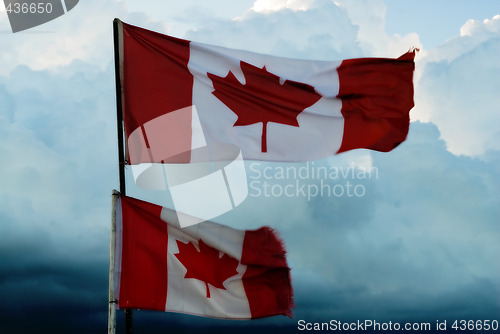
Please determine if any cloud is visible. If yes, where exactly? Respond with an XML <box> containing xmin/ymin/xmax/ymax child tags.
<box><xmin>258</xmin><ymin>122</ymin><xmax>500</xmax><ymax>321</ymax></box>
<box><xmin>0</xmin><ymin>61</ymin><xmax>118</xmax><ymax>333</ymax></box>
<box><xmin>0</xmin><ymin>243</ymin><xmax>108</xmax><ymax>334</ymax></box>
<box><xmin>3</xmin><ymin>76</ymin><xmax>151</xmax><ymax>334</ymax></box>
<box><xmin>129</xmin><ymin>3</ymin><xmax>499</xmax><ymax>329</ymax></box>
<box><xmin>334</xmin><ymin>0</ymin><xmax>421</xmax><ymax>56</ymax></box>
<box><xmin>251</xmin><ymin>0</ymin><xmax>316</xmax><ymax>13</ymax></box>
<box><xmin>0</xmin><ymin>0</ymin><xmax>167</xmax><ymax>76</ymax></box>
<box><xmin>413</xmin><ymin>15</ymin><xmax>500</xmax><ymax>157</ymax></box>
<box><xmin>0</xmin><ymin>0</ymin><xmax>499</xmax><ymax>333</ymax></box>
<box><xmin>0</xmin><ymin>2</ymin><xmax>177</xmax><ymax>331</ymax></box>
<box><xmin>186</xmin><ymin>0</ymin><xmax>362</xmax><ymax>60</ymax></box>
<box><xmin>0</xmin><ymin>63</ymin><xmax>116</xmax><ymax>221</ymax></box>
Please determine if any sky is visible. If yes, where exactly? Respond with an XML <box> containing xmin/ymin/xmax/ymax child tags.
<box><xmin>0</xmin><ymin>0</ymin><xmax>499</xmax><ymax>333</ymax></box>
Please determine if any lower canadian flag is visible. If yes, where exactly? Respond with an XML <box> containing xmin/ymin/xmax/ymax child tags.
<box><xmin>116</xmin><ymin>19</ymin><xmax>416</xmax><ymax>164</ymax></box>
<box><xmin>113</xmin><ymin>194</ymin><xmax>293</xmax><ymax>319</ymax></box>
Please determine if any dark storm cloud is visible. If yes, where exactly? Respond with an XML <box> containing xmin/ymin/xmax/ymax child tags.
<box><xmin>0</xmin><ymin>61</ymin><xmax>116</xmax><ymax>333</ymax></box>
<box><xmin>0</xmin><ymin>212</ymin><xmax>109</xmax><ymax>334</ymax></box>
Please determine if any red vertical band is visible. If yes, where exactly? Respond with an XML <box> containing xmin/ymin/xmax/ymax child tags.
<box><xmin>241</xmin><ymin>227</ymin><xmax>293</xmax><ymax>318</ymax></box>
<box><xmin>119</xmin><ymin>195</ymin><xmax>169</xmax><ymax>311</ymax></box>
<box><xmin>337</xmin><ymin>51</ymin><xmax>415</xmax><ymax>153</ymax></box>
<box><xmin>121</xmin><ymin>22</ymin><xmax>193</xmax><ymax>163</ymax></box>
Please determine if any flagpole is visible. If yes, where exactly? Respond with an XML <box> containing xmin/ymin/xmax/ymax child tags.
<box><xmin>108</xmin><ymin>191</ymin><xmax>119</xmax><ymax>334</ymax></box>
<box><xmin>113</xmin><ymin>18</ymin><xmax>133</xmax><ymax>334</ymax></box>
<box><xmin>113</xmin><ymin>18</ymin><xmax>126</xmax><ymax>196</ymax></box>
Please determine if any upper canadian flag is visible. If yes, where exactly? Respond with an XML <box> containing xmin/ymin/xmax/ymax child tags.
<box><xmin>114</xmin><ymin>193</ymin><xmax>293</xmax><ymax>319</ymax></box>
<box><xmin>115</xmin><ymin>19</ymin><xmax>416</xmax><ymax>164</ymax></box>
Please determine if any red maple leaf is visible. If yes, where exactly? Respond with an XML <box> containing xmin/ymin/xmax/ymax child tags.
<box><xmin>208</xmin><ymin>61</ymin><xmax>321</xmax><ymax>153</ymax></box>
<box><xmin>174</xmin><ymin>239</ymin><xmax>239</xmax><ymax>298</ymax></box>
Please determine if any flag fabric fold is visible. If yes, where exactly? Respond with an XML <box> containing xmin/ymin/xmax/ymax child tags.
<box><xmin>116</xmin><ymin>20</ymin><xmax>415</xmax><ymax>164</ymax></box>
<box><xmin>114</xmin><ymin>194</ymin><xmax>293</xmax><ymax>319</ymax></box>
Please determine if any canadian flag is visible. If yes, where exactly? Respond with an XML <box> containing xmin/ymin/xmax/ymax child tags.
<box><xmin>116</xmin><ymin>20</ymin><xmax>416</xmax><ymax>164</ymax></box>
<box><xmin>113</xmin><ymin>194</ymin><xmax>293</xmax><ymax>319</ymax></box>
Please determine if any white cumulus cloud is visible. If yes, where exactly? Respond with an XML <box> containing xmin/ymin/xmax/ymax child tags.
<box><xmin>414</xmin><ymin>15</ymin><xmax>500</xmax><ymax>157</ymax></box>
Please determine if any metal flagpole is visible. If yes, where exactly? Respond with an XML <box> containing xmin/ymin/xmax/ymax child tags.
<box><xmin>112</xmin><ymin>18</ymin><xmax>133</xmax><ymax>334</ymax></box>
<box><xmin>113</xmin><ymin>18</ymin><xmax>126</xmax><ymax>196</ymax></box>
<box><xmin>108</xmin><ymin>191</ymin><xmax>119</xmax><ymax>334</ymax></box>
